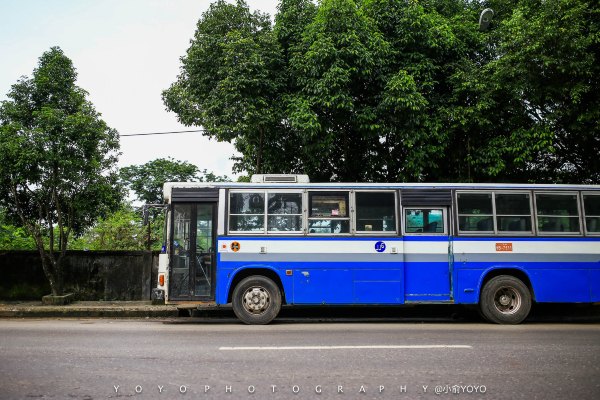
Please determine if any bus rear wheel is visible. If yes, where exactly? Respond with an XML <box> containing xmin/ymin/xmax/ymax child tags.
<box><xmin>232</xmin><ymin>276</ymin><xmax>282</xmax><ymax>325</ymax></box>
<box><xmin>480</xmin><ymin>275</ymin><xmax>532</xmax><ymax>324</ymax></box>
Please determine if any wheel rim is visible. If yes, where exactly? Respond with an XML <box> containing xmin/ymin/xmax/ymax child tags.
<box><xmin>493</xmin><ymin>286</ymin><xmax>521</xmax><ymax>315</ymax></box>
<box><xmin>242</xmin><ymin>286</ymin><xmax>271</xmax><ymax>315</ymax></box>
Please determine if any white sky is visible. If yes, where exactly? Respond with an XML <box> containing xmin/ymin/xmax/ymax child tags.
<box><xmin>0</xmin><ymin>0</ymin><xmax>279</xmax><ymax>179</ymax></box>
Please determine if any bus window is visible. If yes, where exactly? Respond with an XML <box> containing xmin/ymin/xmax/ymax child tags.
<box><xmin>308</xmin><ymin>191</ymin><xmax>350</xmax><ymax>234</ymax></box>
<box><xmin>404</xmin><ymin>208</ymin><xmax>445</xmax><ymax>234</ymax></box>
<box><xmin>583</xmin><ymin>194</ymin><xmax>600</xmax><ymax>233</ymax></box>
<box><xmin>229</xmin><ymin>192</ymin><xmax>265</xmax><ymax>232</ymax></box>
<box><xmin>495</xmin><ymin>193</ymin><xmax>533</xmax><ymax>233</ymax></box>
<box><xmin>267</xmin><ymin>192</ymin><xmax>303</xmax><ymax>232</ymax></box>
<box><xmin>355</xmin><ymin>192</ymin><xmax>396</xmax><ymax>233</ymax></box>
<box><xmin>457</xmin><ymin>192</ymin><xmax>494</xmax><ymax>232</ymax></box>
<box><xmin>535</xmin><ymin>193</ymin><xmax>580</xmax><ymax>234</ymax></box>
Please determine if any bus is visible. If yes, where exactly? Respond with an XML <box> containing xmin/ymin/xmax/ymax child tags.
<box><xmin>152</xmin><ymin>174</ymin><xmax>600</xmax><ymax>324</ymax></box>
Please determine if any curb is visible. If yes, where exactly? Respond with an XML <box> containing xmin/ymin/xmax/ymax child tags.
<box><xmin>0</xmin><ymin>302</ymin><xmax>179</xmax><ymax>318</ymax></box>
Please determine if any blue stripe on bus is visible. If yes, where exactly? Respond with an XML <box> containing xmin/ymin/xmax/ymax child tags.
<box><xmin>220</xmin><ymin>235</ymin><xmax>600</xmax><ymax>242</ymax></box>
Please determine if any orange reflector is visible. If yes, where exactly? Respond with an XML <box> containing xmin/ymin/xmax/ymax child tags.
<box><xmin>286</xmin><ymin>270</ymin><xmax>293</xmax><ymax>276</ymax></box>
<box><xmin>159</xmin><ymin>274</ymin><xmax>165</xmax><ymax>286</ymax></box>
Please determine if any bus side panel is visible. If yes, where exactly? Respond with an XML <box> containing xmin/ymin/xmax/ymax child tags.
<box><xmin>454</xmin><ymin>268</ymin><xmax>483</xmax><ymax>304</ymax></box>
<box><xmin>404</xmin><ymin>262</ymin><xmax>451</xmax><ymax>301</ymax></box>
<box><xmin>287</xmin><ymin>264</ymin><xmax>405</xmax><ymax>304</ymax></box>
<box><xmin>453</xmin><ymin>238</ymin><xmax>600</xmax><ymax>304</ymax></box>
<box><xmin>529</xmin><ymin>266</ymin><xmax>591</xmax><ymax>303</ymax></box>
<box><xmin>353</xmin><ymin>269</ymin><xmax>403</xmax><ymax>303</ymax></box>
<box><xmin>293</xmin><ymin>268</ymin><xmax>353</xmax><ymax>304</ymax></box>
<box><xmin>591</xmin><ymin>269</ymin><xmax>600</xmax><ymax>302</ymax></box>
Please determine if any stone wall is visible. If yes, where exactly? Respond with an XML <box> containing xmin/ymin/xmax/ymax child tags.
<box><xmin>0</xmin><ymin>251</ymin><xmax>159</xmax><ymax>300</ymax></box>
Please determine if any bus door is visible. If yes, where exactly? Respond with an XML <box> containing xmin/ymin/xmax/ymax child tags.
<box><xmin>169</xmin><ymin>201</ymin><xmax>217</xmax><ymax>301</ymax></box>
<box><xmin>402</xmin><ymin>206</ymin><xmax>452</xmax><ymax>302</ymax></box>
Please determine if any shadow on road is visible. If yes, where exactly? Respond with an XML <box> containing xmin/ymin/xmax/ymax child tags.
<box><xmin>165</xmin><ymin>303</ymin><xmax>600</xmax><ymax>325</ymax></box>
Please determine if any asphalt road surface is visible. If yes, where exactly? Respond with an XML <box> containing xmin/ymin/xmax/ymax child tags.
<box><xmin>1</xmin><ymin>318</ymin><xmax>599</xmax><ymax>400</ymax></box>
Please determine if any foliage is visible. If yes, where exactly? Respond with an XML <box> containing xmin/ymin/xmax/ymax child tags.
<box><xmin>163</xmin><ymin>0</ymin><xmax>287</xmax><ymax>175</ymax></box>
<box><xmin>69</xmin><ymin>205</ymin><xmax>148</xmax><ymax>251</ymax></box>
<box><xmin>0</xmin><ymin>47</ymin><xmax>121</xmax><ymax>295</ymax></box>
<box><xmin>120</xmin><ymin>157</ymin><xmax>230</xmax><ymax>204</ymax></box>
<box><xmin>166</xmin><ymin>0</ymin><xmax>598</xmax><ymax>183</ymax></box>
<box><xmin>0</xmin><ymin>209</ymin><xmax>37</xmax><ymax>250</ymax></box>
<box><xmin>485</xmin><ymin>0</ymin><xmax>600</xmax><ymax>183</ymax></box>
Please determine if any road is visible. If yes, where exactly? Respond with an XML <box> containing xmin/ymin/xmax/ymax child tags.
<box><xmin>0</xmin><ymin>318</ymin><xmax>599</xmax><ymax>399</ymax></box>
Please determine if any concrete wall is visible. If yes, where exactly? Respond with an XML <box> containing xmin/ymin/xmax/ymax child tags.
<box><xmin>0</xmin><ymin>251</ymin><xmax>159</xmax><ymax>300</ymax></box>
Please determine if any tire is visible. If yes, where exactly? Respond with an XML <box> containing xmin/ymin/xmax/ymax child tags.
<box><xmin>479</xmin><ymin>275</ymin><xmax>532</xmax><ymax>324</ymax></box>
<box><xmin>232</xmin><ymin>276</ymin><xmax>282</xmax><ymax>325</ymax></box>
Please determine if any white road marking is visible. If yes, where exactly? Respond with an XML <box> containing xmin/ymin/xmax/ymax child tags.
<box><xmin>219</xmin><ymin>345</ymin><xmax>472</xmax><ymax>351</ymax></box>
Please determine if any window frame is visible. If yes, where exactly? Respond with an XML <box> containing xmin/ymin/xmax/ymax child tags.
<box><xmin>227</xmin><ymin>189</ymin><xmax>305</xmax><ymax>235</ymax></box>
<box><xmin>353</xmin><ymin>190</ymin><xmax>399</xmax><ymax>235</ymax></box>
<box><xmin>533</xmin><ymin>191</ymin><xmax>583</xmax><ymax>236</ymax></box>
<box><xmin>227</xmin><ymin>190</ymin><xmax>267</xmax><ymax>234</ymax></box>
<box><xmin>455</xmin><ymin>190</ymin><xmax>496</xmax><ymax>235</ymax></box>
<box><xmin>581</xmin><ymin>192</ymin><xmax>599</xmax><ymax>236</ymax></box>
<box><xmin>306</xmin><ymin>189</ymin><xmax>352</xmax><ymax>236</ymax></box>
<box><xmin>402</xmin><ymin>206</ymin><xmax>448</xmax><ymax>236</ymax></box>
<box><xmin>265</xmin><ymin>189</ymin><xmax>304</xmax><ymax>234</ymax></box>
<box><xmin>493</xmin><ymin>191</ymin><xmax>535</xmax><ymax>236</ymax></box>
<box><xmin>455</xmin><ymin>190</ymin><xmax>535</xmax><ymax>236</ymax></box>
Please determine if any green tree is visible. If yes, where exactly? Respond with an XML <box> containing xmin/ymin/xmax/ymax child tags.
<box><xmin>70</xmin><ymin>205</ymin><xmax>148</xmax><ymax>251</ymax></box>
<box><xmin>485</xmin><ymin>0</ymin><xmax>600</xmax><ymax>183</ymax></box>
<box><xmin>163</xmin><ymin>0</ymin><xmax>287</xmax><ymax>175</ymax></box>
<box><xmin>164</xmin><ymin>0</ymin><xmax>598</xmax><ymax>184</ymax></box>
<box><xmin>0</xmin><ymin>47</ymin><xmax>121</xmax><ymax>296</ymax></box>
<box><xmin>120</xmin><ymin>157</ymin><xmax>229</xmax><ymax>204</ymax></box>
<box><xmin>0</xmin><ymin>208</ymin><xmax>37</xmax><ymax>250</ymax></box>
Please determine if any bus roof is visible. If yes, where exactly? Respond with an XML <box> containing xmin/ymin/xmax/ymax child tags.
<box><xmin>162</xmin><ymin>181</ymin><xmax>600</xmax><ymax>203</ymax></box>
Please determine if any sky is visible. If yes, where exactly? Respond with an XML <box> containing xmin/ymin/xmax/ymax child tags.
<box><xmin>0</xmin><ymin>0</ymin><xmax>279</xmax><ymax>179</ymax></box>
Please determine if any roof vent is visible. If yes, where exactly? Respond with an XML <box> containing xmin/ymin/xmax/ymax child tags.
<box><xmin>251</xmin><ymin>174</ymin><xmax>310</xmax><ymax>183</ymax></box>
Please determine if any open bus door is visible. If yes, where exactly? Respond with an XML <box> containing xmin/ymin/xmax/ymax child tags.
<box><xmin>168</xmin><ymin>189</ymin><xmax>218</xmax><ymax>302</ymax></box>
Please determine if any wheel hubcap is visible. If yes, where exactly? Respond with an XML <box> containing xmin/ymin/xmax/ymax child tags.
<box><xmin>493</xmin><ymin>287</ymin><xmax>521</xmax><ymax>315</ymax></box>
<box><xmin>242</xmin><ymin>287</ymin><xmax>270</xmax><ymax>315</ymax></box>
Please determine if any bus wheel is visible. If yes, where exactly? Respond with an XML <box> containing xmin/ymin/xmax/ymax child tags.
<box><xmin>232</xmin><ymin>276</ymin><xmax>282</xmax><ymax>325</ymax></box>
<box><xmin>479</xmin><ymin>275</ymin><xmax>531</xmax><ymax>324</ymax></box>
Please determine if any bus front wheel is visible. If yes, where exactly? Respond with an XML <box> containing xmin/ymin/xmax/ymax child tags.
<box><xmin>232</xmin><ymin>276</ymin><xmax>282</xmax><ymax>325</ymax></box>
<box><xmin>480</xmin><ymin>275</ymin><xmax>532</xmax><ymax>324</ymax></box>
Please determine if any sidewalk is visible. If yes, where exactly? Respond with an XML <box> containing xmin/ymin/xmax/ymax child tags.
<box><xmin>0</xmin><ymin>300</ymin><xmax>179</xmax><ymax>318</ymax></box>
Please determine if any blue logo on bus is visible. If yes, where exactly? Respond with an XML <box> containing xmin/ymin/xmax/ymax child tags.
<box><xmin>375</xmin><ymin>241</ymin><xmax>386</xmax><ymax>253</ymax></box>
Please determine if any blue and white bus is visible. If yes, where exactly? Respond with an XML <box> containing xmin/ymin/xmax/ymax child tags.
<box><xmin>154</xmin><ymin>175</ymin><xmax>600</xmax><ymax>324</ymax></box>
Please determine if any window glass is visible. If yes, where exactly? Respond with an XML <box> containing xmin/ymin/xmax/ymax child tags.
<box><xmin>536</xmin><ymin>194</ymin><xmax>578</xmax><ymax>216</ymax></box>
<box><xmin>536</xmin><ymin>193</ymin><xmax>580</xmax><ymax>233</ymax></box>
<box><xmin>230</xmin><ymin>192</ymin><xmax>264</xmax><ymax>214</ymax></box>
<box><xmin>586</xmin><ymin>217</ymin><xmax>600</xmax><ymax>233</ymax></box>
<box><xmin>308</xmin><ymin>219</ymin><xmax>349</xmax><ymax>234</ymax></box>
<box><xmin>583</xmin><ymin>195</ymin><xmax>600</xmax><ymax>216</ymax></box>
<box><xmin>309</xmin><ymin>192</ymin><xmax>348</xmax><ymax>217</ymax></box>
<box><xmin>459</xmin><ymin>216</ymin><xmax>494</xmax><ymax>232</ymax></box>
<box><xmin>495</xmin><ymin>193</ymin><xmax>532</xmax><ymax>232</ymax></box>
<box><xmin>308</xmin><ymin>191</ymin><xmax>350</xmax><ymax>234</ymax></box>
<box><xmin>268</xmin><ymin>193</ymin><xmax>301</xmax><ymax>215</ymax></box>
<box><xmin>229</xmin><ymin>192</ymin><xmax>265</xmax><ymax>232</ymax></box>
<box><xmin>584</xmin><ymin>194</ymin><xmax>600</xmax><ymax>233</ymax></box>
<box><xmin>267</xmin><ymin>192</ymin><xmax>303</xmax><ymax>232</ymax></box>
<box><xmin>457</xmin><ymin>193</ymin><xmax>493</xmax><ymax>214</ymax></box>
<box><xmin>356</xmin><ymin>192</ymin><xmax>396</xmax><ymax>232</ymax></box>
<box><xmin>405</xmin><ymin>209</ymin><xmax>444</xmax><ymax>233</ymax></box>
<box><xmin>497</xmin><ymin>217</ymin><xmax>532</xmax><ymax>232</ymax></box>
<box><xmin>495</xmin><ymin>193</ymin><xmax>531</xmax><ymax>215</ymax></box>
<box><xmin>229</xmin><ymin>215</ymin><xmax>265</xmax><ymax>232</ymax></box>
<box><xmin>457</xmin><ymin>192</ymin><xmax>494</xmax><ymax>232</ymax></box>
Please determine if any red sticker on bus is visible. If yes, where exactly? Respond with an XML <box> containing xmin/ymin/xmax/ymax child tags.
<box><xmin>496</xmin><ymin>243</ymin><xmax>513</xmax><ymax>252</ymax></box>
